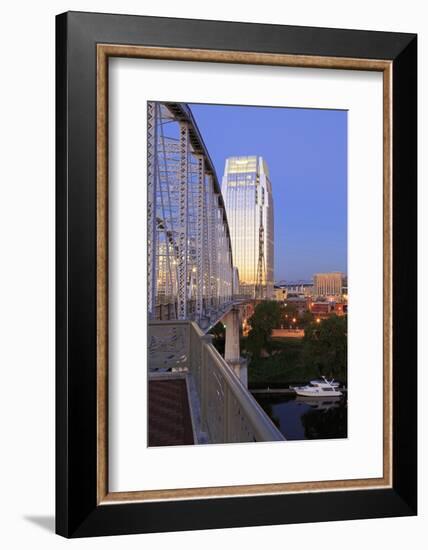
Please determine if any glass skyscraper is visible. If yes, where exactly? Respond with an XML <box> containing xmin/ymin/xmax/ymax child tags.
<box><xmin>221</xmin><ymin>156</ymin><xmax>274</xmax><ymax>299</ymax></box>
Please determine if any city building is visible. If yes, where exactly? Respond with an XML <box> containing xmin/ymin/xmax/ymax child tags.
<box><xmin>311</xmin><ymin>300</ymin><xmax>347</xmax><ymax>319</ymax></box>
<box><xmin>221</xmin><ymin>156</ymin><xmax>274</xmax><ymax>299</ymax></box>
<box><xmin>276</xmin><ymin>281</ymin><xmax>314</xmax><ymax>297</ymax></box>
<box><xmin>313</xmin><ymin>272</ymin><xmax>345</xmax><ymax>299</ymax></box>
<box><xmin>273</xmin><ymin>285</ymin><xmax>287</xmax><ymax>302</ymax></box>
<box><xmin>285</xmin><ymin>294</ymin><xmax>311</xmax><ymax>317</ymax></box>
<box><xmin>333</xmin><ymin>302</ymin><xmax>347</xmax><ymax>315</ymax></box>
<box><xmin>311</xmin><ymin>301</ymin><xmax>335</xmax><ymax>319</ymax></box>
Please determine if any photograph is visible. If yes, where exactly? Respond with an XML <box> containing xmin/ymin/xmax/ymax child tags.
<box><xmin>147</xmin><ymin>100</ymin><xmax>348</xmax><ymax>446</ymax></box>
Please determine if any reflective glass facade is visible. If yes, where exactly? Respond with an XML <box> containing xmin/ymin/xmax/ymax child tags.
<box><xmin>221</xmin><ymin>156</ymin><xmax>274</xmax><ymax>299</ymax></box>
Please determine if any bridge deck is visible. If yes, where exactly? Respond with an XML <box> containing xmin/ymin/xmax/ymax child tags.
<box><xmin>148</xmin><ymin>378</ymin><xmax>195</xmax><ymax>446</ymax></box>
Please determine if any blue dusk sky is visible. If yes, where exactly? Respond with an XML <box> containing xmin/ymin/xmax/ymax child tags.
<box><xmin>189</xmin><ymin>103</ymin><xmax>347</xmax><ymax>282</ymax></box>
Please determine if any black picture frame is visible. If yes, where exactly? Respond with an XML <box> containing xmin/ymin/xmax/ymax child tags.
<box><xmin>56</xmin><ymin>11</ymin><xmax>417</xmax><ymax>538</ymax></box>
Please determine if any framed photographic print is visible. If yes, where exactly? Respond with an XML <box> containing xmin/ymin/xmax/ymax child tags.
<box><xmin>56</xmin><ymin>11</ymin><xmax>417</xmax><ymax>537</ymax></box>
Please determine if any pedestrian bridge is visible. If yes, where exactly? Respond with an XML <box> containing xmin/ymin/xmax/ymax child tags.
<box><xmin>147</xmin><ymin>101</ymin><xmax>284</xmax><ymax>445</ymax></box>
<box><xmin>148</xmin><ymin>321</ymin><xmax>284</xmax><ymax>445</ymax></box>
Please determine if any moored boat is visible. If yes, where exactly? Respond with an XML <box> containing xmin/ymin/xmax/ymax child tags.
<box><xmin>291</xmin><ymin>376</ymin><xmax>343</xmax><ymax>397</ymax></box>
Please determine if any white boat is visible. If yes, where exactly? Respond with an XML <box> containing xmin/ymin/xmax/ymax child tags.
<box><xmin>291</xmin><ymin>377</ymin><xmax>343</xmax><ymax>397</ymax></box>
<box><xmin>310</xmin><ymin>379</ymin><xmax>340</xmax><ymax>388</ymax></box>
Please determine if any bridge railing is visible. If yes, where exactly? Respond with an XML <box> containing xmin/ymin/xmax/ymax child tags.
<box><xmin>153</xmin><ymin>297</ymin><xmax>235</xmax><ymax>325</ymax></box>
<box><xmin>149</xmin><ymin>320</ymin><xmax>285</xmax><ymax>443</ymax></box>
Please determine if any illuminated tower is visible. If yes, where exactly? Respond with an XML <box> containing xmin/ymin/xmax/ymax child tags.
<box><xmin>221</xmin><ymin>156</ymin><xmax>274</xmax><ymax>299</ymax></box>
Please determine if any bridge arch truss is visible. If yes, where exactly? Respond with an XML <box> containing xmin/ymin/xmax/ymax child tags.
<box><xmin>148</xmin><ymin>102</ymin><xmax>237</xmax><ymax>329</ymax></box>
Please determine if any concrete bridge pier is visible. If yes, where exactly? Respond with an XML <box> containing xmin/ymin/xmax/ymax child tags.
<box><xmin>224</xmin><ymin>307</ymin><xmax>248</xmax><ymax>387</ymax></box>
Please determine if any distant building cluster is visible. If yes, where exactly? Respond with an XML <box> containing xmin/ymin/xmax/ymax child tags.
<box><xmin>273</xmin><ymin>272</ymin><xmax>348</xmax><ymax>322</ymax></box>
<box><xmin>274</xmin><ymin>282</ymin><xmax>313</xmax><ymax>299</ymax></box>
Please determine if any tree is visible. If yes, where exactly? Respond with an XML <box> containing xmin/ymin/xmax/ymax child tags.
<box><xmin>280</xmin><ymin>302</ymin><xmax>299</xmax><ymax>327</ymax></box>
<box><xmin>245</xmin><ymin>327</ymin><xmax>267</xmax><ymax>359</ymax></box>
<box><xmin>302</xmin><ymin>314</ymin><xmax>347</xmax><ymax>382</ymax></box>
<box><xmin>299</xmin><ymin>310</ymin><xmax>314</xmax><ymax>330</ymax></box>
<box><xmin>279</xmin><ymin>303</ymin><xmax>312</xmax><ymax>329</ymax></box>
<box><xmin>246</xmin><ymin>301</ymin><xmax>281</xmax><ymax>358</ymax></box>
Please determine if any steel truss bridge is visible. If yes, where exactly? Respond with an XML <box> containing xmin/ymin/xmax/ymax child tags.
<box><xmin>146</xmin><ymin>102</ymin><xmax>284</xmax><ymax>442</ymax></box>
<box><xmin>148</xmin><ymin>101</ymin><xmax>238</xmax><ymax>330</ymax></box>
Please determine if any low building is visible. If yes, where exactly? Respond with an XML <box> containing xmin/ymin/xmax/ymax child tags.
<box><xmin>284</xmin><ymin>294</ymin><xmax>311</xmax><ymax>317</ymax></box>
<box><xmin>311</xmin><ymin>301</ymin><xmax>334</xmax><ymax>319</ymax></box>
<box><xmin>333</xmin><ymin>302</ymin><xmax>347</xmax><ymax>316</ymax></box>
<box><xmin>311</xmin><ymin>300</ymin><xmax>347</xmax><ymax>319</ymax></box>
<box><xmin>277</xmin><ymin>281</ymin><xmax>313</xmax><ymax>296</ymax></box>
<box><xmin>273</xmin><ymin>285</ymin><xmax>287</xmax><ymax>302</ymax></box>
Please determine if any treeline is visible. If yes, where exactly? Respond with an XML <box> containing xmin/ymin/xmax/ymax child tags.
<box><xmin>244</xmin><ymin>301</ymin><xmax>347</xmax><ymax>384</ymax></box>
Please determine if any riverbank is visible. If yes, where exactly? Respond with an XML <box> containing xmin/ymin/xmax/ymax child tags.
<box><xmin>245</xmin><ymin>336</ymin><xmax>347</xmax><ymax>389</ymax></box>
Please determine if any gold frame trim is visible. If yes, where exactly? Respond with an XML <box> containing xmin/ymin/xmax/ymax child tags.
<box><xmin>96</xmin><ymin>44</ymin><xmax>393</xmax><ymax>504</ymax></box>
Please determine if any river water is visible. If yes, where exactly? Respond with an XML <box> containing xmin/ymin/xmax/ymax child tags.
<box><xmin>254</xmin><ymin>393</ymin><xmax>347</xmax><ymax>440</ymax></box>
